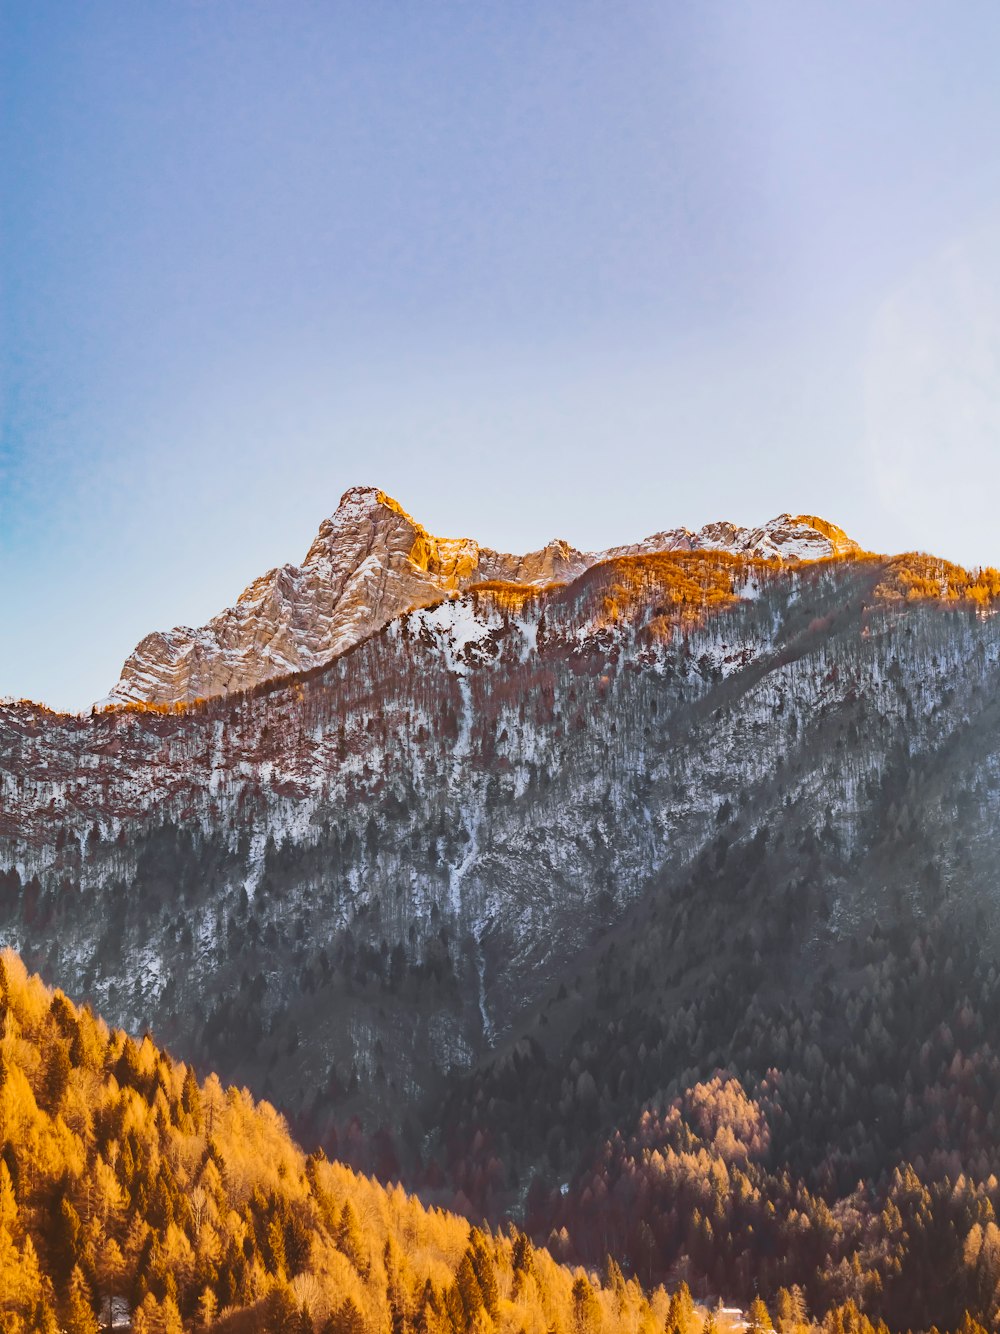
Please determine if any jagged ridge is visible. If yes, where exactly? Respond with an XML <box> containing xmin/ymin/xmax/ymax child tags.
<box><xmin>104</xmin><ymin>485</ymin><xmax>860</xmax><ymax>706</ymax></box>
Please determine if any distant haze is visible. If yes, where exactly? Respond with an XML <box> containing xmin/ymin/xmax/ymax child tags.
<box><xmin>4</xmin><ymin>1</ymin><xmax>1000</xmax><ymax>709</ymax></box>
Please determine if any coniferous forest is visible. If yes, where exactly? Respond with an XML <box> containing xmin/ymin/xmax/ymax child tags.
<box><xmin>2</xmin><ymin>933</ymin><xmax>1000</xmax><ymax>1333</ymax></box>
<box><xmin>0</xmin><ymin>951</ymin><xmax>672</xmax><ymax>1333</ymax></box>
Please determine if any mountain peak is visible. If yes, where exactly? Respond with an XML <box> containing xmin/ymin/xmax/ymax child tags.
<box><xmin>305</xmin><ymin>485</ymin><xmax>422</xmax><ymax>567</ymax></box>
<box><xmin>334</xmin><ymin>483</ymin><xmax>407</xmax><ymax>519</ymax></box>
<box><xmin>602</xmin><ymin>511</ymin><xmax>859</xmax><ymax>565</ymax></box>
<box><xmin>103</xmin><ymin>490</ymin><xmax>860</xmax><ymax>706</ymax></box>
<box><xmin>749</xmin><ymin>513</ymin><xmax>860</xmax><ymax>562</ymax></box>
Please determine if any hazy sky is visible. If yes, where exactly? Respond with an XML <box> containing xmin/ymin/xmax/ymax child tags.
<box><xmin>4</xmin><ymin>2</ymin><xmax>1000</xmax><ymax>710</ymax></box>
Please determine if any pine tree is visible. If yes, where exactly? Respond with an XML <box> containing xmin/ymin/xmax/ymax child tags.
<box><xmin>512</xmin><ymin>1232</ymin><xmax>535</xmax><ymax>1276</ymax></box>
<box><xmin>456</xmin><ymin>1253</ymin><xmax>484</xmax><ymax>1326</ymax></box>
<box><xmin>775</xmin><ymin>1285</ymin><xmax>808</xmax><ymax>1333</ymax></box>
<box><xmin>265</xmin><ymin>1281</ymin><xmax>302</xmax><ymax>1332</ymax></box>
<box><xmin>160</xmin><ymin>1294</ymin><xmax>185</xmax><ymax>1334</ymax></box>
<box><xmin>337</xmin><ymin>1199</ymin><xmax>367</xmax><ymax>1273</ymax></box>
<box><xmin>469</xmin><ymin>1234</ymin><xmax>500</xmax><ymax>1319</ymax></box>
<box><xmin>328</xmin><ymin>1296</ymin><xmax>367</xmax><ymax>1334</ymax></box>
<box><xmin>571</xmin><ymin>1274</ymin><xmax>602</xmax><ymax>1333</ymax></box>
<box><xmin>197</xmin><ymin>1287</ymin><xmax>218</xmax><ymax>1328</ymax></box>
<box><xmin>50</xmin><ymin>1195</ymin><xmax>84</xmax><ymax>1285</ymax></box>
<box><xmin>747</xmin><ymin>1296</ymin><xmax>772</xmax><ymax>1333</ymax></box>
<box><xmin>666</xmin><ymin>1282</ymin><xmax>696</xmax><ymax>1334</ymax></box>
<box><xmin>61</xmin><ymin>1266</ymin><xmax>99</xmax><ymax>1334</ymax></box>
<box><xmin>181</xmin><ymin>1063</ymin><xmax>202</xmax><ymax>1130</ymax></box>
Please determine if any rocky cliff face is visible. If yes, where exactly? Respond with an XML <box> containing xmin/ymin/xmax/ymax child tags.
<box><xmin>103</xmin><ymin>486</ymin><xmax>860</xmax><ymax>706</ymax></box>
<box><xmin>103</xmin><ymin>486</ymin><xmax>585</xmax><ymax>706</ymax></box>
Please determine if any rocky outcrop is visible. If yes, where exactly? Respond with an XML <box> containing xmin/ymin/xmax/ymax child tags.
<box><xmin>601</xmin><ymin>512</ymin><xmax>860</xmax><ymax>563</ymax></box>
<box><xmin>103</xmin><ymin>486</ymin><xmax>861</xmax><ymax>706</ymax></box>
<box><xmin>103</xmin><ymin>487</ymin><xmax>588</xmax><ymax>706</ymax></box>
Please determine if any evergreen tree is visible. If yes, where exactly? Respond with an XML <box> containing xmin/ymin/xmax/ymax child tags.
<box><xmin>61</xmin><ymin>1266</ymin><xmax>99</xmax><ymax>1334</ymax></box>
<box><xmin>456</xmin><ymin>1253</ymin><xmax>484</xmax><ymax>1326</ymax></box>
<box><xmin>328</xmin><ymin>1296</ymin><xmax>367</xmax><ymax>1334</ymax></box>
<box><xmin>571</xmin><ymin>1274</ymin><xmax>602</xmax><ymax>1333</ymax></box>
<box><xmin>747</xmin><ymin>1296</ymin><xmax>772</xmax><ymax>1333</ymax></box>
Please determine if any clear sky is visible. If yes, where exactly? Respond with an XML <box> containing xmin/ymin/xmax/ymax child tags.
<box><xmin>4</xmin><ymin>1</ymin><xmax>1000</xmax><ymax>710</ymax></box>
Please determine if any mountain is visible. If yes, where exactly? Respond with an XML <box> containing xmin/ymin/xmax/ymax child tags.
<box><xmin>2</xmin><ymin>536</ymin><xmax>998</xmax><ymax>1126</ymax></box>
<box><xmin>103</xmin><ymin>486</ymin><xmax>859</xmax><ymax>706</ymax></box>
<box><xmin>1</xmin><ymin>545</ymin><xmax>869</xmax><ymax>1108</ymax></box>
<box><xmin>0</xmin><ymin>948</ymin><xmax>673</xmax><ymax>1333</ymax></box>
<box><xmin>5</xmin><ymin>493</ymin><xmax>1000</xmax><ymax>1328</ymax></box>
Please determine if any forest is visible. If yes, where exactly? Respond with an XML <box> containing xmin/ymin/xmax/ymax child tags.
<box><xmin>0</xmin><ymin>948</ymin><xmax>685</xmax><ymax>1333</ymax></box>
<box><xmin>0</xmin><ymin>943</ymin><xmax>995</xmax><ymax>1333</ymax></box>
<box><xmin>435</xmin><ymin>886</ymin><xmax>1000</xmax><ymax>1332</ymax></box>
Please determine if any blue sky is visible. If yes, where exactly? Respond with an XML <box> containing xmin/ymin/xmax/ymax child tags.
<box><xmin>4</xmin><ymin>1</ymin><xmax>1000</xmax><ymax>709</ymax></box>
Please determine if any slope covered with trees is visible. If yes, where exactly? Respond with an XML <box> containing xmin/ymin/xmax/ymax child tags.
<box><xmin>0</xmin><ymin>949</ymin><xmax>676</xmax><ymax>1333</ymax></box>
<box><xmin>435</xmin><ymin>814</ymin><xmax>1000</xmax><ymax>1328</ymax></box>
<box><xmin>5</xmin><ymin>948</ymin><xmax>1000</xmax><ymax>1334</ymax></box>
<box><xmin>1</xmin><ymin>948</ymin><xmax>994</xmax><ymax>1333</ymax></box>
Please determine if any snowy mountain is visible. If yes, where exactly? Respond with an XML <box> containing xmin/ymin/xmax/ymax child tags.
<box><xmin>5</xmin><ymin>499</ymin><xmax>1000</xmax><ymax>1333</ymax></box>
<box><xmin>3</xmin><ymin>534</ymin><xmax>999</xmax><ymax>1145</ymax></box>
<box><xmin>104</xmin><ymin>485</ymin><xmax>860</xmax><ymax>705</ymax></box>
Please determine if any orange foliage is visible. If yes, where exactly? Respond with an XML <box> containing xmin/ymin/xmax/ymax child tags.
<box><xmin>0</xmin><ymin>950</ymin><xmax>674</xmax><ymax>1334</ymax></box>
<box><xmin>564</xmin><ymin>552</ymin><xmax>771</xmax><ymax>639</ymax></box>
<box><xmin>874</xmin><ymin>555</ymin><xmax>1000</xmax><ymax>608</ymax></box>
<box><xmin>466</xmin><ymin>580</ymin><xmax>555</xmax><ymax>616</ymax></box>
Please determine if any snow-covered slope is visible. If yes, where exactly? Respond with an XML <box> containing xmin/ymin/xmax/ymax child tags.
<box><xmin>104</xmin><ymin>487</ymin><xmax>861</xmax><ymax>706</ymax></box>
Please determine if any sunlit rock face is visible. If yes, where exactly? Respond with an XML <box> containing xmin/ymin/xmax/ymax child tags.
<box><xmin>104</xmin><ymin>486</ymin><xmax>588</xmax><ymax>706</ymax></box>
<box><xmin>103</xmin><ymin>486</ymin><xmax>859</xmax><ymax>706</ymax></box>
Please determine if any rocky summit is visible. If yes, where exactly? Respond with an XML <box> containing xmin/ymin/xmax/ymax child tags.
<box><xmin>103</xmin><ymin>485</ymin><xmax>860</xmax><ymax>706</ymax></box>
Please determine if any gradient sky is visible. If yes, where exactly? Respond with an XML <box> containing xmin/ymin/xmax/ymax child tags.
<box><xmin>4</xmin><ymin>2</ymin><xmax>1000</xmax><ymax>710</ymax></box>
